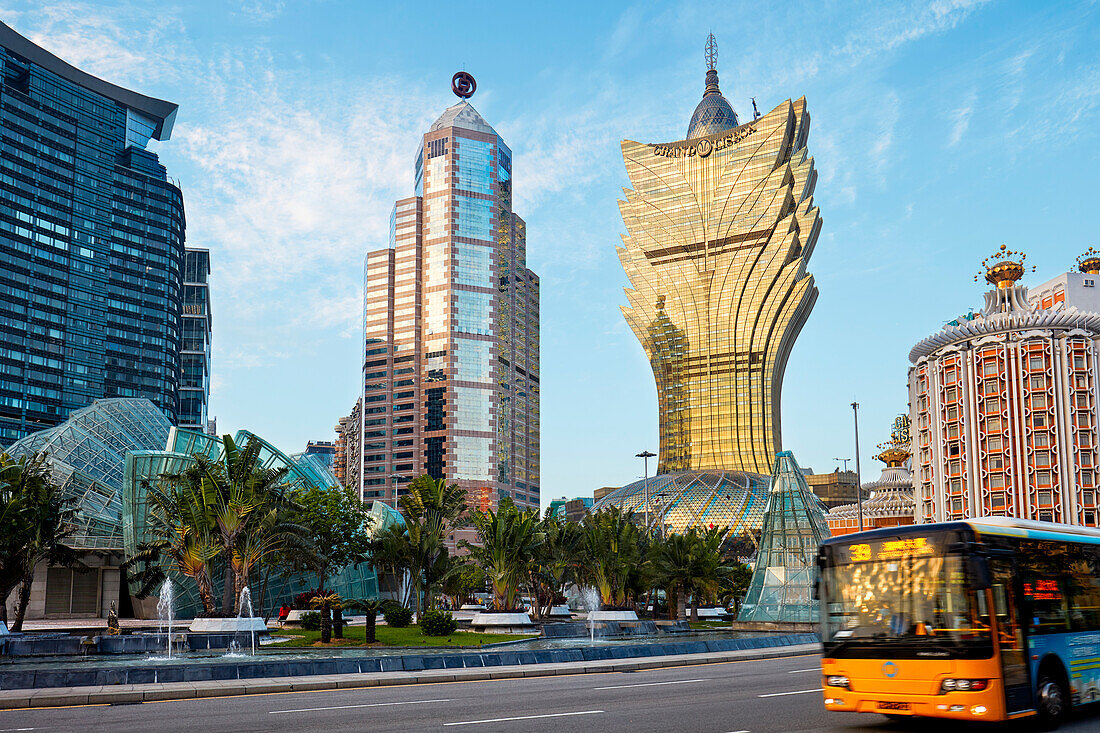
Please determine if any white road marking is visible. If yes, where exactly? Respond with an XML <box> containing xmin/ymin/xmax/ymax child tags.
<box><xmin>594</xmin><ymin>678</ymin><xmax>710</xmax><ymax>690</ymax></box>
<box><xmin>269</xmin><ymin>698</ymin><xmax>450</xmax><ymax>714</ymax></box>
<box><xmin>757</xmin><ymin>688</ymin><xmax>823</xmax><ymax>698</ymax></box>
<box><xmin>724</xmin><ymin>730</ymin><xmax>750</xmax><ymax>733</ymax></box>
<box><xmin>444</xmin><ymin>710</ymin><xmax>604</xmax><ymax>726</ymax></box>
<box><xmin>786</xmin><ymin>668</ymin><xmax>821</xmax><ymax>673</ymax></box>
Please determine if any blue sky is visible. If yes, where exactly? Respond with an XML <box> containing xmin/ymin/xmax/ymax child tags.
<box><xmin>6</xmin><ymin>1</ymin><xmax>1100</xmax><ymax>505</ymax></box>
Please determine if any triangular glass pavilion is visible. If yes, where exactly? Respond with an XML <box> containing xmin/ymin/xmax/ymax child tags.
<box><xmin>737</xmin><ymin>451</ymin><xmax>832</xmax><ymax>623</ymax></box>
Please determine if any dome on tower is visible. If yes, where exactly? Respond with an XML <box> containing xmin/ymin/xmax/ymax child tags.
<box><xmin>686</xmin><ymin>35</ymin><xmax>739</xmax><ymax>139</ymax></box>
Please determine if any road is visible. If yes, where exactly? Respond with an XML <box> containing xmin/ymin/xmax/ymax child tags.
<box><xmin>3</xmin><ymin>653</ymin><xmax>1099</xmax><ymax>732</ymax></box>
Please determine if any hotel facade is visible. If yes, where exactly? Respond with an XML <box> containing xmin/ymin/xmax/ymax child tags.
<box><xmin>0</xmin><ymin>22</ymin><xmax>208</xmax><ymax>444</ymax></box>
<box><xmin>909</xmin><ymin>248</ymin><xmax>1100</xmax><ymax>527</ymax></box>
<box><xmin>355</xmin><ymin>87</ymin><xmax>539</xmax><ymax>510</ymax></box>
<box><xmin>617</xmin><ymin>40</ymin><xmax>821</xmax><ymax>478</ymax></box>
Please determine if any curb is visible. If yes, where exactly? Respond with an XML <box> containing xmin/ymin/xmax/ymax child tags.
<box><xmin>0</xmin><ymin>643</ymin><xmax>821</xmax><ymax>710</ymax></box>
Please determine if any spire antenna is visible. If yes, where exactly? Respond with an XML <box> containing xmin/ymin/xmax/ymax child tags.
<box><xmin>705</xmin><ymin>33</ymin><xmax>718</xmax><ymax>71</ymax></box>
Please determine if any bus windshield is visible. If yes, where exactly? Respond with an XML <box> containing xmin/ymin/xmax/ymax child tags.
<box><xmin>821</xmin><ymin>533</ymin><xmax>993</xmax><ymax>659</ymax></box>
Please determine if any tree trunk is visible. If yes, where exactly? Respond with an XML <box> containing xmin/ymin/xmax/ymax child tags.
<box><xmin>365</xmin><ymin>609</ymin><xmax>377</xmax><ymax>643</ymax></box>
<box><xmin>690</xmin><ymin>597</ymin><xmax>699</xmax><ymax>622</ymax></box>
<box><xmin>11</xmin><ymin>569</ymin><xmax>34</xmax><ymax>632</ymax></box>
<box><xmin>677</xmin><ymin>591</ymin><xmax>687</xmax><ymax>621</ymax></box>
<box><xmin>222</xmin><ymin>564</ymin><xmax>235</xmax><ymax>616</ymax></box>
<box><xmin>320</xmin><ymin>606</ymin><xmax>332</xmax><ymax>643</ymax></box>
<box><xmin>196</xmin><ymin>569</ymin><xmax>217</xmax><ymax>616</ymax></box>
<box><xmin>333</xmin><ymin>608</ymin><xmax>344</xmax><ymax>639</ymax></box>
<box><xmin>258</xmin><ymin>561</ymin><xmax>273</xmax><ymax>623</ymax></box>
<box><xmin>667</xmin><ymin>587</ymin><xmax>677</xmax><ymax>621</ymax></box>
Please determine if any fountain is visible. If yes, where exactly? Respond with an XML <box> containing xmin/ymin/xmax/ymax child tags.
<box><xmin>581</xmin><ymin>587</ymin><xmax>600</xmax><ymax>643</ymax></box>
<box><xmin>238</xmin><ymin>586</ymin><xmax>256</xmax><ymax>656</ymax></box>
<box><xmin>156</xmin><ymin>578</ymin><xmax>175</xmax><ymax>658</ymax></box>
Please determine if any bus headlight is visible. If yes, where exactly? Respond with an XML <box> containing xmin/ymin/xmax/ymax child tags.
<box><xmin>940</xmin><ymin>678</ymin><xmax>988</xmax><ymax>693</ymax></box>
<box><xmin>825</xmin><ymin>675</ymin><xmax>850</xmax><ymax>689</ymax></box>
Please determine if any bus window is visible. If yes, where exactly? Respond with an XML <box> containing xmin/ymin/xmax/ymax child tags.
<box><xmin>1066</xmin><ymin>545</ymin><xmax>1100</xmax><ymax>631</ymax></box>
<box><xmin>1019</xmin><ymin>539</ymin><xmax>1072</xmax><ymax>634</ymax></box>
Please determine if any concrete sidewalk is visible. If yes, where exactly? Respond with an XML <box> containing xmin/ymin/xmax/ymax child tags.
<box><xmin>0</xmin><ymin>643</ymin><xmax>820</xmax><ymax>710</ymax></box>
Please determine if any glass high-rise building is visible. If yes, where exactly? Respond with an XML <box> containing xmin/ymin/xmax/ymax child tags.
<box><xmin>179</xmin><ymin>249</ymin><xmax>211</xmax><ymax>431</ymax></box>
<box><xmin>0</xmin><ymin>22</ymin><xmax>206</xmax><ymax>443</ymax></box>
<box><xmin>357</xmin><ymin>84</ymin><xmax>539</xmax><ymax>510</ymax></box>
<box><xmin>617</xmin><ymin>36</ymin><xmax>820</xmax><ymax>477</ymax></box>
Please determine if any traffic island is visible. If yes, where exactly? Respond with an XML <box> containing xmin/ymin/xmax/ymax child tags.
<box><xmin>0</xmin><ymin>638</ymin><xmax>821</xmax><ymax>710</ymax></box>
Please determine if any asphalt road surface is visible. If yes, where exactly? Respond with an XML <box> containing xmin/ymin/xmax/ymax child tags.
<box><xmin>3</xmin><ymin>653</ymin><xmax>1099</xmax><ymax>732</ymax></box>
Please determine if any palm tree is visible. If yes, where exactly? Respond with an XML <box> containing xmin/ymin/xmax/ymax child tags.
<box><xmin>527</xmin><ymin>514</ymin><xmax>583</xmax><ymax>621</ymax></box>
<box><xmin>581</xmin><ymin>508</ymin><xmax>642</xmax><ymax>608</ymax></box>
<box><xmin>0</xmin><ymin>453</ymin><xmax>77</xmax><ymax>630</ymax></box>
<box><xmin>126</xmin><ymin>480</ymin><xmax>221</xmax><ymax>615</ymax></box>
<box><xmin>344</xmin><ymin>598</ymin><xmax>395</xmax><ymax>643</ymax></box>
<box><xmin>128</xmin><ymin>434</ymin><xmax>308</xmax><ymax>616</ymax></box>
<box><xmin>462</xmin><ymin>499</ymin><xmax>544</xmax><ymax>611</ymax></box>
<box><xmin>649</xmin><ymin>526</ymin><xmax>733</xmax><ymax>621</ymax></box>
<box><xmin>399</xmin><ymin>475</ymin><xmax>467</xmax><ymax>613</ymax></box>
<box><xmin>649</xmin><ymin>530</ymin><xmax>699</xmax><ymax>620</ymax></box>
<box><xmin>369</xmin><ymin>524</ymin><xmax>412</xmax><ymax>605</ymax></box>
<box><xmin>308</xmin><ymin>591</ymin><xmax>343</xmax><ymax>643</ymax></box>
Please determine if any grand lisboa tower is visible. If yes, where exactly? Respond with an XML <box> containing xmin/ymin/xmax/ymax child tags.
<box><xmin>593</xmin><ymin>35</ymin><xmax>822</xmax><ymax>543</ymax></box>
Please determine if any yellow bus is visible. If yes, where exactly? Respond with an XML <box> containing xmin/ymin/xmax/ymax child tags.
<box><xmin>818</xmin><ymin>518</ymin><xmax>1100</xmax><ymax>728</ymax></box>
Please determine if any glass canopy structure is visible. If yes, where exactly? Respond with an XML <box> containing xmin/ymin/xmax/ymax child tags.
<box><xmin>738</xmin><ymin>451</ymin><xmax>831</xmax><ymax>623</ymax></box>
<box><xmin>2</xmin><ymin>398</ymin><xmax>172</xmax><ymax>550</ymax></box>
<box><xmin>124</xmin><ymin>427</ymin><xmax>379</xmax><ymax>618</ymax></box>
<box><xmin>591</xmin><ymin>470</ymin><xmax>770</xmax><ymax>543</ymax></box>
<box><xmin>4</xmin><ymin>398</ymin><xmax>378</xmax><ymax>618</ymax></box>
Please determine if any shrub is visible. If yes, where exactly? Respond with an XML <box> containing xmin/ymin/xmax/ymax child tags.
<box><xmin>300</xmin><ymin>611</ymin><xmax>321</xmax><ymax>631</ymax></box>
<box><xmin>384</xmin><ymin>606</ymin><xmax>413</xmax><ymax>628</ymax></box>
<box><xmin>293</xmin><ymin>589</ymin><xmax>329</xmax><ymax>610</ymax></box>
<box><xmin>420</xmin><ymin>609</ymin><xmax>457</xmax><ymax>636</ymax></box>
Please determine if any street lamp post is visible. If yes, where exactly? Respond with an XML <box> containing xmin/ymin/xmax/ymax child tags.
<box><xmin>833</xmin><ymin>457</ymin><xmax>851</xmax><ymax>472</ymax></box>
<box><xmin>851</xmin><ymin>402</ymin><xmax>864</xmax><ymax>532</ymax></box>
<box><xmin>654</xmin><ymin>491</ymin><xmax>669</xmax><ymax>538</ymax></box>
<box><xmin>636</xmin><ymin>450</ymin><xmax>656</xmax><ymax>533</ymax></box>
<box><xmin>390</xmin><ymin>473</ymin><xmax>402</xmax><ymax>506</ymax></box>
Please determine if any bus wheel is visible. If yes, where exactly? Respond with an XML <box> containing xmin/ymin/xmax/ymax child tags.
<box><xmin>1037</xmin><ymin>674</ymin><xmax>1068</xmax><ymax>729</ymax></box>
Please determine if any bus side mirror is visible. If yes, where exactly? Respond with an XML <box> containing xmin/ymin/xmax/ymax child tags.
<box><xmin>968</xmin><ymin>556</ymin><xmax>991</xmax><ymax>590</ymax></box>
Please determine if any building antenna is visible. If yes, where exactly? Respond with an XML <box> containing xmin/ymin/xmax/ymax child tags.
<box><xmin>705</xmin><ymin>33</ymin><xmax>717</xmax><ymax>71</ymax></box>
<box><xmin>752</xmin><ymin>97</ymin><xmax>760</xmax><ymax>120</ymax></box>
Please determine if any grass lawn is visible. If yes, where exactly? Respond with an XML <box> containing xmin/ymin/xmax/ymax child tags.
<box><xmin>271</xmin><ymin>623</ymin><xmax>535</xmax><ymax>648</ymax></box>
<box><xmin>688</xmin><ymin>620</ymin><xmax>731</xmax><ymax>630</ymax></box>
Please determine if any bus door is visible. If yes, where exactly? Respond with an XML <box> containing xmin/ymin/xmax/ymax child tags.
<box><xmin>990</xmin><ymin>557</ymin><xmax>1032</xmax><ymax>713</ymax></box>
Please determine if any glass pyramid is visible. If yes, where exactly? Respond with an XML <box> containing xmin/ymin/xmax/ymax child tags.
<box><xmin>737</xmin><ymin>451</ymin><xmax>832</xmax><ymax>623</ymax></box>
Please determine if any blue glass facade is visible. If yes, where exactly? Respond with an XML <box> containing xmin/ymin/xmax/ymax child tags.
<box><xmin>179</xmin><ymin>249</ymin><xmax>210</xmax><ymax>430</ymax></box>
<box><xmin>0</xmin><ymin>23</ymin><xmax>205</xmax><ymax>444</ymax></box>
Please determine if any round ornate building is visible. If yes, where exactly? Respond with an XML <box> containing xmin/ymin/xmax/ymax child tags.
<box><xmin>908</xmin><ymin>247</ymin><xmax>1100</xmax><ymax>526</ymax></box>
<box><xmin>827</xmin><ymin>416</ymin><xmax>915</xmax><ymax>535</ymax></box>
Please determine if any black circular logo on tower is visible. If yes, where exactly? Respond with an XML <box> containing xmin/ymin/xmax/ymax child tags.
<box><xmin>452</xmin><ymin>71</ymin><xmax>476</xmax><ymax>99</ymax></box>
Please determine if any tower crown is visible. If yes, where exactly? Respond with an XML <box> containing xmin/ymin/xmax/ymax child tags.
<box><xmin>874</xmin><ymin>415</ymin><xmax>911</xmax><ymax>468</ymax></box>
<box><xmin>976</xmin><ymin>244</ymin><xmax>1033</xmax><ymax>289</ymax></box>
<box><xmin>1078</xmin><ymin>248</ymin><xmax>1100</xmax><ymax>275</ymax></box>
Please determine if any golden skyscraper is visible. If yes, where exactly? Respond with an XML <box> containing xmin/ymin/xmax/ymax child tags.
<box><xmin>618</xmin><ymin>36</ymin><xmax>821</xmax><ymax>476</ymax></box>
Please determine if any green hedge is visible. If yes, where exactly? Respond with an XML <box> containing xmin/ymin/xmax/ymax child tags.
<box><xmin>419</xmin><ymin>609</ymin><xmax>457</xmax><ymax>636</ymax></box>
<box><xmin>383</xmin><ymin>606</ymin><xmax>413</xmax><ymax>628</ymax></box>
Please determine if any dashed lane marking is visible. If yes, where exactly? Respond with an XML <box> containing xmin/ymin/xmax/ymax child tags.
<box><xmin>757</xmin><ymin>688</ymin><xmax>822</xmax><ymax>698</ymax></box>
<box><xmin>444</xmin><ymin>710</ymin><xmax>604</xmax><ymax>726</ymax></box>
<box><xmin>269</xmin><ymin>698</ymin><xmax>450</xmax><ymax>714</ymax></box>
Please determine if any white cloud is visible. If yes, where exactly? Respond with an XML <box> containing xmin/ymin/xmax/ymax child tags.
<box><xmin>947</xmin><ymin>91</ymin><xmax>976</xmax><ymax>146</ymax></box>
<box><xmin>235</xmin><ymin>0</ymin><xmax>286</xmax><ymax>22</ymax></box>
<box><xmin>2</xmin><ymin>2</ymin><xmax>188</xmax><ymax>87</ymax></box>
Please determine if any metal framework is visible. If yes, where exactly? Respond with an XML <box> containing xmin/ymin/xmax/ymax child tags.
<box><xmin>738</xmin><ymin>451</ymin><xmax>831</xmax><ymax>623</ymax></box>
